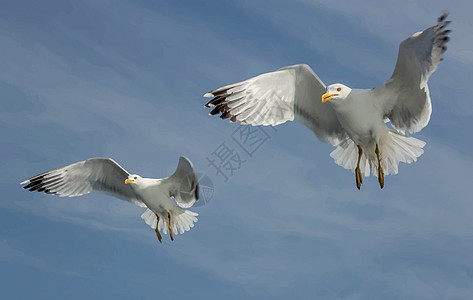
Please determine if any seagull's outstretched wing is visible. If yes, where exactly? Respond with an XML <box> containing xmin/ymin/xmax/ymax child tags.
<box><xmin>204</xmin><ymin>64</ymin><xmax>347</xmax><ymax>146</ymax></box>
<box><xmin>162</xmin><ymin>156</ymin><xmax>199</xmax><ymax>209</ymax></box>
<box><xmin>374</xmin><ymin>12</ymin><xmax>451</xmax><ymax>133</ymax></box>
<box><xmin>21</xmin><ymin>158</ymin><xmax>146</xmax><ymax>207</ymax></box>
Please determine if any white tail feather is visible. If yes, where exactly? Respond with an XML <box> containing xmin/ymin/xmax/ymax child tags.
<box><xmin>330</xmin><ymin>131</ymin><xmax>426</xmax><ymax>176</ymax></box>
<box><xmin>140</xmin><ymin>207</ymin><xmax>198</xmax><ymax>236</ymax></box>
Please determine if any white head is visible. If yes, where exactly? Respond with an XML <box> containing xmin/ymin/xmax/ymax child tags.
<box><xmin>321</xmin><ymin>84</ymin><xmax>352</xmax><ymax>103</ymax></box>
<box><xmin>124</xmin><ymin>174</ymin><xmax>143</xmax><ymax>185</ymax></box>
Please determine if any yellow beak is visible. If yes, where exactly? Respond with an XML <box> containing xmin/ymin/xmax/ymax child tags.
<box><xmin>322</xmin><ymin>92</ymin><xmax>338</xmax><ymax>103</ymax></box>
<box><xmin>125</xmin><ymin>179</ymin><xmax>134</xmax><ymax>184</ymax></box>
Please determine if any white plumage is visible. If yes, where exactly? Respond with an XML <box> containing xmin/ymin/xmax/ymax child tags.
<box><xmin>204</xmin><ymin>13</ymin><xmax>450</xmax><ymax>189</ymax></box>
<box><xmin>21</xmin><ymin>156</ymin><xmax>199</xmax><ymax>242</ymax></box>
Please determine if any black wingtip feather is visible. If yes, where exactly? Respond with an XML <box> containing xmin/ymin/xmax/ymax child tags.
<box><xmin>438</xmin><ymin>11</ymin><xmax>449</xmax><ymax>23</ymax></box>
<box><xmin>435</xmin><ymin>14</ymin><xmax>451</xmax><ymax>55</ymax></box>
<box><xmin>441</xmin><ymin>36</ymin><xmax>450</xmax><ymax>42</ymax></box>
<box><xmin>29</xmin><ymin>186</ymin><xmax>40</xmax><ymax>192</ymax></box>
<box><xmin>210</xmin><ymin>90</ymin><xmax>228</xmax><ymax>98</ymax></box>
<box><xmin>209</xmin><ymin>106</ymin><xmax>221</xmax><ymax>115</ymax></box>
<box><xmin>204</xmin><ymin>83</ymin><xmax>247</xmax><ymax>121</ymax></box>
<box><xmin>23</xmin><ymin>175</ymin><xmax>44</xmax><ymax>188</ymax></box>
<box><xmin>24</xmin><ymin>181</ymin><xmax>41</xmax><ymax>190</ymax></box>
<box><xmin>205</xmin><ymin>96</ymin><xmax>226</xmax><ymax>108</ymax></box>
<box><xmin>22</xmin><ymin>171</ymin><xmax>63</xmax><ymax>193</ymax></box>
<box><xmin>220</xmin><ymin>111</ymin><xmax>231</xmax><ymax>119</ymax></box>
<box><xmin>194</xmin><ymin>182</ymin><xmax>199</xmax><ymax>201</ymax></box>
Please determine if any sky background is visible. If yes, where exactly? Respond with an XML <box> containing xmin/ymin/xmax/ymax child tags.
<box><xmin>1</xmin><ymin>0</ymin><xmax>473</xmax><ymax>299</ymax></box>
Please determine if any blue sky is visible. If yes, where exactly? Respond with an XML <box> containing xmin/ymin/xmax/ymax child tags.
<box><xmin>1</xmin><ymin>0</ymin><xmax>473</xmax><ymax>299</ymax></box>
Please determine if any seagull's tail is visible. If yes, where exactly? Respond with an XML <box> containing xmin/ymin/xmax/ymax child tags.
<box><xmin>379</xmin><ymin>130</ymin><xmax>426</xmax><ymax>175</ymax></box>
<box><xmin>141</xmin><ymin>207</ymin><xmax>198</xmax><ymax>235</ymax></box>
<box><xmin>330</xmin><ymin>131</ymin><xmax>426</xmax><ymax>176</ymax></box>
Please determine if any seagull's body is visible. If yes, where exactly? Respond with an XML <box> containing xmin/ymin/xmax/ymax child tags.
<box><xmin>204</xmin><ymin>13</ymin><xmax>450</xmax><ymax>189</ymax></box>
<box><xmin>21</xmin><ymin>156</ymin><xmax>200</xmax><ymax>243</ymax></box>
<box><xmin>137</xmin><ymin>179</ymin><xmax>176</xmax><ymax>214</ymax></box>
<box><xmin>331</xmin><ymin>89</ymin><xmax>386</xmax><ymax>147</ymax></box>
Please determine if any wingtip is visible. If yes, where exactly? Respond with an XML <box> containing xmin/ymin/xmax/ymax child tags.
<box><xmin>20</xmin><ymin>179</ymin><xmax>29</xmax><ymax>185</ymax></box>
<box><xmin>178</xmin><ymin>155</ymin><xmax>190</xmax><ymax>162</ymax></box>
<box><xmin>203</xmin><ymin>92</ymin><xmax>214</xmax><ymax>98</ymax></box>
<box><xmin>438</xmin><ymin>11</ymin><xmax>449</xmax><ymax>23</ymax></box>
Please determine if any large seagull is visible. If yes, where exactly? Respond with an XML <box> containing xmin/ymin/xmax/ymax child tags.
<box><xmin>204</xmin><ymin>13</ymin><xmax>451</xmax><ymax>189</ymax></box>
<box><xmin>21</xmin><ymin>156</ymin><xmax>199</xmax><ymax>243</ymax></box>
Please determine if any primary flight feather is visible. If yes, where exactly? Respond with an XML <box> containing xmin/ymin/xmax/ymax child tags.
<box><xmin>204</xmin><ymin>13</ymin><xmax>451</xmax><ymax>189</ymax></box>
<box><xmin>21</xmin><ymin>156</ymin><xmax>200</xmax><ymax>243</ymax></box>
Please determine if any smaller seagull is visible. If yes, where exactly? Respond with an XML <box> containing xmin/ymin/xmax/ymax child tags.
<box><xmin>21</xmin><ymin>156</ymin><xmax>200</xmax><ymax>243</ymax></box>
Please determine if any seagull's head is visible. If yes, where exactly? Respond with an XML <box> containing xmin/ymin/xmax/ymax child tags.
<box><xmin>322</xmin><ymin>84</ymin><xmax>352</xmax><ymax>103</ymax></box>
<box><xmin>125</xmin><ymin>174</ymin><xmax>142</xmax><ymax>185</ymax></box>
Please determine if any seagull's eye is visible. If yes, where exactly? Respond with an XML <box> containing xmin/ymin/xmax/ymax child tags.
<box><xmin>337</xmin><ymin>87</ymin><xmax>342</xmax><ymax>92</ymax></box>
<box><xmin>134</xmin><ymin>176</ymin><xmax>137</xmax><ymax>180</ymax></box>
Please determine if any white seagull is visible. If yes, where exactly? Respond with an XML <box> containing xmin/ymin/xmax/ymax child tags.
<box><xmin>204</xmin><ymin>13</ymin><xmax>451</xmax><ymax>189</ymax></box>
<box><xmin>21</xmin><ymin>156</ymin><xmax>200</xmax><ymax>243</ymax></box>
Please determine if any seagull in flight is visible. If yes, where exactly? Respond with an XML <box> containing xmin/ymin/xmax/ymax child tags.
<box><xmin>204</xmin><ymin>13</ymin><xmax>450</xmax><ymax>189</ymax></box>
<box><xmin>21</xmin><ymin>156</ymin><xmax>200</xmax><ymax>243</ymax></box>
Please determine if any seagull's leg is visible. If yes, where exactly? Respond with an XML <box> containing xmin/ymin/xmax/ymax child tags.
<box><xmin>155</xmin><ymin>214</ymin><xmax>162</xmax><ymax>243</ymax></box>
<box><xmin>168</xmin><ymin>212</ymin><xmax>174</xmax><ymax>241</ymax></box>
<box><xmin>154</xmin><ymin>214</ymin><xmax>163</xmax><ymax>243</ymax></box>
<box><xmin>355</xmin><ymin>145</ymin><xmax>363</xmax><ymax>190</ymax></box>
<box><xmin>375</xmin><ymin>144</ymin><xmax>384</xmax><ymax>189</ymax></box>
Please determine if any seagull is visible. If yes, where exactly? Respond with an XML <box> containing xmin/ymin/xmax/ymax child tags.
<box><xmin>21</xmin><ymin>156</ymin><xmax>200</xmax><ymax>243</ymax></box>
<box><xmin>204</xmin><ymin>13</ymin><xmax>450</xmax><ymax>189</ymax></box>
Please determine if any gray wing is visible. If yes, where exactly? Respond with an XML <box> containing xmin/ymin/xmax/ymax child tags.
<box><xmin>21</xmin><ymin>158</ymin><xmax>146</xmax><ymax>207</ymax></box>
<box><xmin>374</xmin><ymin>12</ymin><xmax>451</xmax><ymax>133</ymax></box>
<box><xmin>162</xmin><ymin>156</ymin><xmax>199</xmax><ymax>209</ymax></box>
<box><xmin>204</xmin><ymin>64</ymin><xmax>347</xmax><ymax>146</ymax></box>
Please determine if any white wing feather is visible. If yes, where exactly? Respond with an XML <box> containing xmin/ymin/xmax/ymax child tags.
<box><xmin>162</xmin><ymin>156</ymin><xmax>199</xmax><ymax>209</ymax></box>
<box><xmin>374</xmin><ymin>13</ymin><xmax>450</xmax><ymax>133</ymax></box>
<box><xmin>204</xmin><ymin>64</ymin><xmax>347</xmax><ymax>146</ymax></box>
<box><xmin>21</xmin><ymin>158</ymin><xmax>146</xmax><ymax>207</ymax></box>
